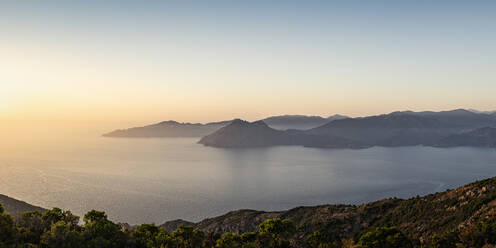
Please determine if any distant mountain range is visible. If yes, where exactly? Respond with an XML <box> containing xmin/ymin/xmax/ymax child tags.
<box><xmin>103</xmin><ymin>109</ymin><xmax>496</xmax><ymax>149</ymax></box>
<box><xmin>199</xmin><ymin>109</ymin><xmax>496</xmax><ymax>148</ymax></box>
<box><xmin>102</xmin><ymin>114</ymin><xmax>348</xmax><ymax>137</ymax></box>
<box><xmin>103</xmin><ymin>120</ymin><xmax>231</xmax><ymax>138</ymax></box>
<box><xmin>198</xmin><ymin>119</ymin><xmax>366</xmax><ymax>148</ymax></box>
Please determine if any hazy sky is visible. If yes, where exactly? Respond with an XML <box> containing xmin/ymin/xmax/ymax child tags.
<box><xmin>1</xmin><ymin>1</ymin><xmax>495</xmax><ymax>123</ymax></box>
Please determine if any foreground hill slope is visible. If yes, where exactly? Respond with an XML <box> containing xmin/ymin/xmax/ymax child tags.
<box><xmin>0</xmin><ymin>194</ymin><xmax>45</xmax><ymax>219</ymax></box>
<box><xmin>0</xmin><ymin>176</ymin><xmax>495</xmax><ymax>247</ymax></box>
<box><xmin>161</xmin><ymin>176</ymin><xmax>496</xmax><ymax>244</ymax></box>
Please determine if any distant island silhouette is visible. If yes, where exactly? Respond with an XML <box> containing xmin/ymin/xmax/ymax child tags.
<box><xmin>104</xmin><ymin>109</ymin><xmax>496</xmax><ymax>149</ymax></box>
<box><xmin>102</xmin><ymin>114</ymin><xmax>348</xmax><ymax>137</ymax></box>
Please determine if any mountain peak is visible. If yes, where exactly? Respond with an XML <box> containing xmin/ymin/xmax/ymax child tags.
<box><xmin>252</xmin><ymin>120</ymin><xmax>269</xmax><ymax>126</ymax></box>
<box><xmin>229</xmin><ymin>119</ymin><xmax>250</xmax><ymax>125</ymax></box>
<box><xmin>198</xmin><ymin>119</ymin><xmax>284</xmax><ymax>147</ymax></box>
<box><xmin>158</xmin><ymin>120</ymin><xmax>181</xmax><ymax>125</ymax></box>
<box><xmin>443</xmin><ymin>109</ymin><xmax>473</xmax><ymax>115</ymax></box>
<box><xmin>327</xmin><ymin>114</ymin><xmax>348</xmax><ymax>119</ymax></box>
<box><xmin>227</xmin><ymin>119</ymin><xmax>269</xmax><ymax>127</ymax></box>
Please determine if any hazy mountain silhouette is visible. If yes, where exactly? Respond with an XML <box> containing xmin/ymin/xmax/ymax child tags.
<box><xmin>262</xmin><ymin>114</ymin><xmax>348</xmax><ymax>130</ymax></box>
<box><xmin>200</xmin><ymin>109</ymin><xmax>496</xmax><ymax>148</ymax></box>
<box><xmin>468</xmin><ymin>109</ymin><xmax>496</xmax><ymax>115</ymax></box>
<box><xmin>398</xmin><ymin>109</ymin><xmax>496</xmax><ymax>128</ymax></box>
<box><xmin>104</xmin><ymin>109</ymin><xmax>496</xmax><ymax>147</ymax></box>
<box><xmin>306</xmin><ymin>109</ymin><xmax>496</xmax><ymax>147</ymax></box>
<box><xmin>103</xmin><ymin>114</ymin><xmax>348</xmax><ymax>137</ymax></box>
<box><xmin>198</xmin><ymin>119</ymin><xmax>367</xmax><ymax>148</ymax></box>
<box><xmin>103</xmin><ymin>120</ymin><xmax>231</xmax><ymax>138</ymax></box>
<box><xmin>199</xmin><ymin>119</ymin><xmax>287</xmax><ymax>147</ymax></box>
<box><xmin>307</xmin><ymin>112</ymin><xmax>456</xmax><ymax>146</ymax></box>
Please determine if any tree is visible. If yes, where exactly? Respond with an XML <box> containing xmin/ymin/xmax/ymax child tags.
<box><xmin>307</xmin><ymin>231</ymin><xmax>342</xmax><ymax>248</ymax></box>
<box><xmin>458</xmin><ymin>215</ymin><xmax>496</xmax><ymax>247</ymax></box>
<box><xmin>204</xmin><ymin>232</ymin><xmax>221</xmax><ymax>248</ymax></box>
<box><xmin>216</xmin><ymin>232</ymin><xmax>242</xmax><ymax>248</ymax></box>
<box><xmin>41</xmin><ymin>220</ymin><xmax>83</xmax><ymax>248</ymax></box>
<box><xmin>241</xmin><ymin>232</ymin><xmax>257</xmax><ymax>243</ymax></box>
<box><xmin>42</xmin><ymin>208</ymin><xmax>79</xmax><ymax>231</ymax></box>
<box><xmin>430</xmin><ymin>232</ymin><xmax>459</xmax><ymax>248</ymax></box>
<box><xmin>358</xmin><ymin>227</ymin><xmax>412</xmax><ymax>248</ymax></box>
<box><xmin>171</xmin><ymin>225</ymin><xmax>205</xmax><ymax>248</ymax></box>
<box><xmin>258</xmin><ymin>218</ymin><xmax>296</xmax><ymax>248</ymax></box>
<box><xmin>134</xmin><ymin>223</ymin><xmax>172</xmax><ymax>248</ymax></box>
<box><xmin>18</xmin><ymin>211</ymin><xmax>44</xmax><ymax>245</ymax></box>
<box><xmin>83</xmin><ymin>210</ymin><xmax>128</xmax><ymax>248</ymax></box>
<box><xmin>259</xmin><ymin>218</ymin><xmax>296</xmax><ymax>239</ymax></box>
<box><xmin>0</xmin><ymin>204</ymin><xmax>17</xmax><ymax>247</ymax></box>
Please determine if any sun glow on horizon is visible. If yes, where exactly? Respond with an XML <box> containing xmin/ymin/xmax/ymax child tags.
<box><xmin>1</xmin><ymin>1</ymin><xmax>495</xmax><ymax>123</ymax></box>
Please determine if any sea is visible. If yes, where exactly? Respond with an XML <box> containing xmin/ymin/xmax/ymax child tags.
<box><xmin>1</xmin><ymin>121</ymin><xmax>495</xmax><ymax>224</ymax></box>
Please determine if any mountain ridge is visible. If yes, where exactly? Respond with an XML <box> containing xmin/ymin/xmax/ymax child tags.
<box><xmin>102</xmin><ymin>114</ymin><xmax>348</xmax><ymax>138</ymax></box>
<box><xmin>198</xmin><ymin>119</ymin><xmax>367</xmax><ymax>148</ymax></box>
<box><xmin>201</xmin><ymin>109</ymin><xmax>496</xmax><ymax>148</ymax></box>
<box><xmin>102</xmin><ymin>120</ymin><xmax>229</xmax><ymax>138</ymax></box>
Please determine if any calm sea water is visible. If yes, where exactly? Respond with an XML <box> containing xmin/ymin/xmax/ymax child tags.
<box><xmin>1</xmin><ymin>121</ymin><xmax>495</xmax><ymax>224</ymax></box>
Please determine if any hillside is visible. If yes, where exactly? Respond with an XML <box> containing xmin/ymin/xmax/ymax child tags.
<box><xmin>0</xmin><ymin>177</ymin><xmax>495</xmax><ymax>247</ymax></box>
<box><xmin>0</xmin><ymin>194</ymin><xmax>45</xmax><ymax>219</ymax></box>
<box><xmin>402</xmin><ymin>109</ymin><xmax>496</xmax><ymax>128</ymax></box>
<box><xmin>200</xmin><ymin>110</ymin><xmax>496</xmax><ymax>148</ymax></box>
<box><xmin>434</xmin><ymin>127</ymin><xmax>496</xmax><ymax>147</ymax></box>
<box><xmin>160</xmin><ymin>176</ymin><xmax>496</xmax><ymax>246</ymax></box>
<box><xmin>306</xmin><ymin>112</ymin><xmax>461</xmax><ymax>146</ymax></box>
<box><xmin>198</xmin><ymin>119</ymin><xmax>290</xmax><ymax>147</ymax></box>
<box><xmin>198</xmin><ymin>119</ymin><xmax>366</xmax><ymax>148</ymax></box>
<box><xmin>102</xmin><ymin>120</ymin><xmax>230</xmax><ymax>138</ymax></box>
<box><xmin>102</xmin><ymin>114</ymin><xmax>347</xmax><ymax>138</ymax></box>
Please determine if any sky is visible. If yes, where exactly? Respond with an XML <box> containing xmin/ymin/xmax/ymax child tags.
<box><xmin>1</xmin><ymin>0</ymin><xmax>495</xmax><ymax>123</ymax></box>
